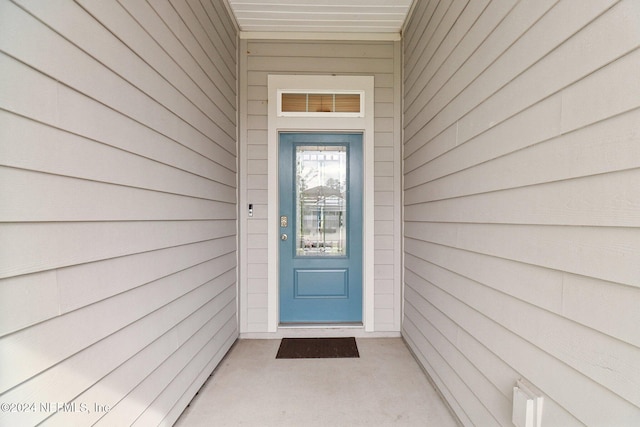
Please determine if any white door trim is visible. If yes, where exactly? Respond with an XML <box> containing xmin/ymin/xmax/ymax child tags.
<box><xmin>267</xmin><ymin>74</ymin><xmax>375</xmax><ymax>333</ymax></box>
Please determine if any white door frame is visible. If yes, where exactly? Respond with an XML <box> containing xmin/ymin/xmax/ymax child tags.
<box><xmin>267</xmin><ymin>74</ymin><xmax>375</xmax><ymax>332</ymax></box>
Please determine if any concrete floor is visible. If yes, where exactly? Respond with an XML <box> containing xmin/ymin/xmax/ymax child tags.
<box><xmin>175</xmin><ymin>338</ymin><xmax>459</xmax><ymax>426</ymax></box>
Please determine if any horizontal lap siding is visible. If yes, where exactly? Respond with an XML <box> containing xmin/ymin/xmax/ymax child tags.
<box><xmin>0</xmin><ymin>1</ymin><xmax>237</xmax><ymax>426</ymax></box>
<box><xmin>402</xmin><ymin>0</ymin><xmax>640</xmax><ymax>426</ymax></box>
<box><xmin>240</xmin><ymin>39</ymin><xmax>401</xmax><ymax>332</ymax></box>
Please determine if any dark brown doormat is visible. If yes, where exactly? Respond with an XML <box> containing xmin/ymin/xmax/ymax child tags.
<box><xmin>276</xmin><ymin>337</ymin><xmax>359</xmax><ymax>359</ymax></box>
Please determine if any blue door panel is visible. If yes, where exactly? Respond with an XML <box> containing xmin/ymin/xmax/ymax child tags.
<box><xmin>294</xmin><ymin>269</ymin><xmax>348</xmax><ymax>298</ymax></box>
<box><xmin>279</xmin><ymin>133</ymin><xmax>363</xmax><ymax>323</ymax></box>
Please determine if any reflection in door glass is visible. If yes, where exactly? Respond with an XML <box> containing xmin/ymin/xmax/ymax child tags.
<box><xmin>296</xmin><ymin>145</ymin><xmax>347</xmax><ymax>256</ymax></box>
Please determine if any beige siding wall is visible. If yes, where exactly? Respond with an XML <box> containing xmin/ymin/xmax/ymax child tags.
<box><xmin>403</xmin><ymin>0</ymin><xmax>640</xmax><ymax>425</ymax></box>
<box><xmin>0</xmin><ymin>1</ymin><xmax>237</xmax><ymax>425</ymax></box>
<box><xmin>239</xmin><ymin>39</ymin><xmax>402</xmax><ymax>333</ymax></box>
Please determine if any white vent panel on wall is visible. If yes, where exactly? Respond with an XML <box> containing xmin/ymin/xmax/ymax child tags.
<box><xmin>513</xmin><ymin>379</ymin><xmax>544</xmax><ymax>427</ymax></box>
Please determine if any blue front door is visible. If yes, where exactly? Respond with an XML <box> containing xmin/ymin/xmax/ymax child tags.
<box><xmin>279</xmin><ymin>133</ymin><xmax>363</xmax><ymax>323</ymax></box>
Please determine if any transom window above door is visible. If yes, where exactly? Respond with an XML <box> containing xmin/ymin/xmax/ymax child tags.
<box><xmin>278</xmin><ymin>91</ymin><xmax>364</xmax><ymax>117</ymax></box>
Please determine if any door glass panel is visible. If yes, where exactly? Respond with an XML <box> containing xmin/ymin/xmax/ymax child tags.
<box><xmin>296</xmin><ymin>145</ymin><xmax>347</xmax><ymax>256</ymax></box>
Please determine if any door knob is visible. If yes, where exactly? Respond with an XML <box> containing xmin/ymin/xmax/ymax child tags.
<box><xmin>281</xmin><ymin>233</ymin><xmax>288</xmax><ymax>241</ymax></box>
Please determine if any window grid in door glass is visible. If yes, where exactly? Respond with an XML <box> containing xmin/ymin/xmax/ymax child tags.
<box><xmin>295</xmin><ymin>145</ymin><xmax>347</xmax><ymax>257</ymax></box>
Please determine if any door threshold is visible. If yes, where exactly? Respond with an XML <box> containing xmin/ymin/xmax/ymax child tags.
<box><xmin>279</xmin><ymin>322</ymin><xmax>363</xmax><ymax>329</ymax></box>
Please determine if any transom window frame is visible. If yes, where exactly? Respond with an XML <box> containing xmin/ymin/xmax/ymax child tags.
<box><xmin>277</xmin><ymin>89</ymin><xmax>365</xmax><ymax>117</ymax></box>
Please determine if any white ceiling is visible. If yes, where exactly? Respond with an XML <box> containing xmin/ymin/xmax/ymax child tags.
<box><xmin>226</xmin><ymin>0</ymin><xmax>415</xmax><ymax>34</ymax></box>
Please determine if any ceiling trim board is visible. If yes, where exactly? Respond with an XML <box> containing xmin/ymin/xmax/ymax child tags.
<box><xmin>239</xmin><ymin>31</ymin><xmax>401</xmax><ymax>41</ymax></box>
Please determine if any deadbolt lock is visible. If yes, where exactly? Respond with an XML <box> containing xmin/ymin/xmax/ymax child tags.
<box><xmin>280</xmin><ymin>216</ymin><xmax>288</xmax><ymax>228</ymax></box>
